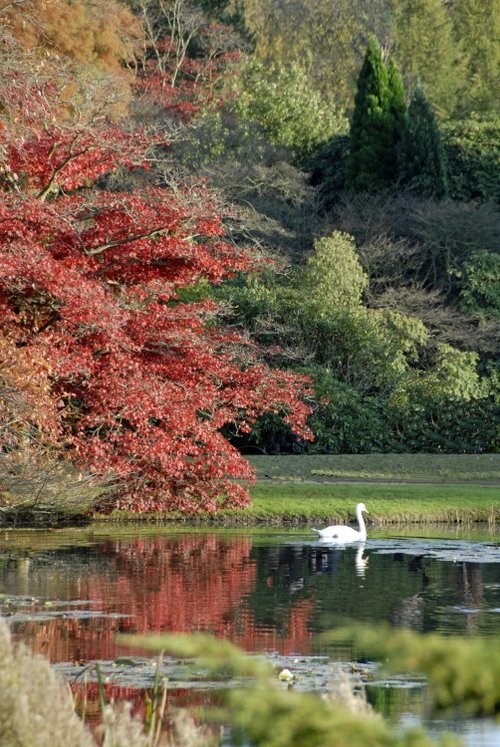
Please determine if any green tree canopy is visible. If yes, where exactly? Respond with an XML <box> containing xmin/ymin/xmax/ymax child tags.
<box><xmin>233</xmin><ymin>60</ymin><xmax>347</xmax><ymax>159</ymax></box>
<box><xmin>452</xmin><ymin>0</ymin><xmax>500</xmax><ymax>116</ymax></box>
<box><xmin>242</xmin><ymin>0</ymin><xmax>392</xmax><ymax>110</ymax></box>
<box><xmin>443</xmin><ymin>117</ymin><xmax>500</xmax><ymax>202</ymax></box>
<box><xmin>303</xmin><ymin>232</ymin><xmax>368</xmax><ymax>315</ymax></box>
<box><xmin>457</xmin><ymin>250</ymin><xmax>500</xmax><ymax>317</ymax></box>
<box><xmin>390</xmin><ymin>0</ymin><xmax>463</xmax><ymax>117</ymax></box>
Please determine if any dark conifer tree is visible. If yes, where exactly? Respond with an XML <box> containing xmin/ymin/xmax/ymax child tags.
<box><xmin>387</xmin><ymin>59</ymin><xmax>406</xmax><ymax>137</ymax></box>
<box><xmin>398</xmin><ymin>86</ymin><xmax>448</xmax><ymax>198</ymax></box>
<box><xmin>347</xmin><ymin>37</ymin><xmax>406</xmax><ymax>192</ymax></box>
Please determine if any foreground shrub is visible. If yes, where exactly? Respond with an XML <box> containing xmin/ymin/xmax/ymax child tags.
<box><xmin>120</xmin><ymin>631</ymin><xmax>458</xmax><ymax>747</ymax></box>
<box><xmin>326</xmin><ymin>625</ymin><xmax>500</xmax><ymax>718</ymax></box>
<box><xmin>0</xmin><ymin>621</ymin><xmax>95</xmax><ymax>747</ymax></box>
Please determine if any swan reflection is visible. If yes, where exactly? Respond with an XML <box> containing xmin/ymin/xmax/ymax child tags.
<box><xmin>315</xmin><ymin>540</ymin><xmax>368</xmax><ymax>578</ymax></box>
<box><xmin>355</xmin><ymin>543</ymin><xmax>368</xmax><ymax>578</ymax></box>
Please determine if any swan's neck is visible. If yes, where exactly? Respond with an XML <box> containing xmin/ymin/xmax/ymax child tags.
<box><xmin>356</xmin><ymin>507</ymin><xmax>367</xmax><ymax>541</ymax></box>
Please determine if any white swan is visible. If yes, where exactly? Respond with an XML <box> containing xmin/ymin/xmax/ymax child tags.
<box><xmin>312</xmin><ymin>503</ymin><xmax>368</xmax><ymax>542</ymax></box>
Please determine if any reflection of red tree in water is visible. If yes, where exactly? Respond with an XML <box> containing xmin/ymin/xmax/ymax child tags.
<box><xmin>71</xmin><ymin>680</ymin><xmax>221</xmax><ymax>728</ymax></box>
<box><xmin>229</xmin><ymin>598</ymin><xmax>315</xmax><ymax>655</ymax></box>
<box><xmin>107</xmin><ymin>535</ymin><xmax>256</xmax><ymax>634</ymax></box>
<box><xmin>14</xmin><ymin>535</ymin><xmax>314</xmax><ymax>664</ymax></box>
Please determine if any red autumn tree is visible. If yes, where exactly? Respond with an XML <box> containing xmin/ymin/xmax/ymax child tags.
<box><xmin>0</xmin><ymin>333</ymin><xmax>60</xmax><ymax>454</ymax></box>
<box><xmin>0</xmin><ymin>109</ymin><xmax>311</xmax><ymax>512</ymax></box>
<box><xmin>132</xmin><ymin>0</ymin><xmax>243</xmax><ymax>123</ymax></box>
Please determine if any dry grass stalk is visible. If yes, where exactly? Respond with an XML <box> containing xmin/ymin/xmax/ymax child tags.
<box><xmin>0</xmin><ymin>448</ymin><xmax>115</xmax><ymax>525</ymax></box>
<box><xmin>0</xmin><ymin>620</ymin><xmax>95</xmax><ymax>747</ymax></box>
<box><xmin>0</xmin><ymin>620</ymin><xmax>217</xmax><ymax>747</ymax></box>
<box><xmin>323</xmin><ymin>667</ymin><xmax>373</xmax><ymax>716</ymax></box>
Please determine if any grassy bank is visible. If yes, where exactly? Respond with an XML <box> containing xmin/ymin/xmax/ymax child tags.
<box><xmin>210</xmin><ymin>454</ymin><xmax>500</xmax><ymax>526</ymax></box>
<box><xmin>6</xmin><ymin>454</ymin><xmax>498</xmax><ymax>527</ymax></box>
<box><xmin>243</xmin><ymin>482</ymin><xmax>500</xmax><ymax>525</ymax></box>
<box><xmin>101</xmin><ymin>481</ymin><xmax>500</xmax><ymax>526</ymax></box>
<box><xmin>246</xmin><ymin>454</ymin><xmax>500</xmax><ymax>484</ymax></box>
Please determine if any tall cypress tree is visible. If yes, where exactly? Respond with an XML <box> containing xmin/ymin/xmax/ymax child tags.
<box><xmin>398</xmin><ymin>86</ymin><xmax>448</xmax><ymax>198</ymax></box>
<box><xmin>387</xmin><ymin>59</ymin><xmax>406</xmax><ymax>137</ymax></box>
<box><xmin>347</xmin><ymin>37</ymin><xmax>406</xmax><ymax>192</ymax></box>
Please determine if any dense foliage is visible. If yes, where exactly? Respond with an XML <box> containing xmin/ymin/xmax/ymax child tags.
<box><xmin>122</xmin><ymin>625</ymin><xmax>500</xmax><ymax>746</ymax></box>
<box><xmin>0</xmin><ymin>17</ymin><xmax>312</xmax><ymax>512</ymax></box>
<box><xmin>243</xmin><ymin>0</ymin><xmax>499</xmax><ymax>118</ymax></box>
<box><xmin>233</xmin><ymin>60</ymin><xmax>347</xmax><ymax>159</ymax></box>
<box><xmin>0</xmin><ymin>119</ymin><xmax>313</xmax><ymax>510</ymax></box>
<box><xmin>443</xmin><ymin>117</ymin><xmax>500</xmax><ymax>203</ymax></box>
<box><xmin>217</xmin><ymin>231</ymin><xmax>498</xmax><ymax>454</ymax></box>
<box><xmin>0</xmin><ymin>0</ymin><xmax>499</xmax><ymax>515</ymax></box>
<box><xmin>11</xmin><ymin>615</ymin><xmax>500</xmax><ymax>747</ymax></box>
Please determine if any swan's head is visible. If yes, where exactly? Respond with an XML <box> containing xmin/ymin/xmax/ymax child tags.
<box><xmin>357</xmin><ymin>502</ymin><xmax>368</xmax><ymax>513</ymax></box>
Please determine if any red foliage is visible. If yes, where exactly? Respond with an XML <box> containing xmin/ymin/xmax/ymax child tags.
<box><xmin>4</xmin><ymin>128</ymin><xmax>150</xmax><ymax>197</ymax></box>
<box><xmin>133</xmin><ymin>19</ymin><xmax>241</xmax><ymax>124</ymax></box>
<box><xmin>0</xmin><ymin>333</ymin><xmax>60</xmax><ymax>451</ymax></box>
<box><xmin>0</xmin><ymin>121</ymin><xmax>312</xmax><ymax>511</ymax></box>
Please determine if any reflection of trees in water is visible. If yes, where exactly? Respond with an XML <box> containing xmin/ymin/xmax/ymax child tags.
<box><xmin>7</xmin><ymin>537</ymin><xmax>496</xmax><ymax>668</ymax></box>
<box><xmin>309</xmin><ymin>546</ymin><xmax>344</xmax><ymax>576</ymax></box>
<box><xmin>449</xmin><ymin>562</ymin><xmax>484</xmax><ymax>634</ymax></box>
<box><xmin>389</xmin><ymin>554</ymin><xmax>429</xmax><ymax>631</ymax></box>
<box><xmin>251</xmin><ymin>544</ymin><xmax>432</xmax><ymax>636</ymax></box>
<box><xmin>98</xmin><ymin>535</ymin><xmax>258</xmax><ymax>635</ymax></box>
<box><xmin>8</xmin><ymin>535</ymin><xmax>317</xmax><ymax>663</ymax></box>
<box><xmin>244</xmin><ymin>543</ymin><xmax>317</xmax><ymax>653</ymax></box>
<box><xmin>250</xmin><ymin>544</ymin><xmax>393</xmax><ymax>647</ymax></box>
<box><xmin>10</xmin><ymin>536</ymin><xmax>256</xmax><ymax>661</ymax></box>
<box><xmin>390</xmin><ymin>556</ymin><xmax>493</xmax><ymax>636</ymax></box>
<box><xmin>390</xmin><ymin>593</ymin><xmax>425</xmax><ymax>629</ymax></box>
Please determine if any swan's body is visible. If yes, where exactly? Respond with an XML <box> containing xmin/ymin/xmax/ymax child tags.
<box><xmin>312</xmin><ymin>503</ymin><xmax>368</xmax><ymax>543</ymax></box>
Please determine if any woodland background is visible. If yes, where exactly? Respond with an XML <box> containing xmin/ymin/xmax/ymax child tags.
<box><xmin>0</xmin><ymin>0</ymin><xmax>498</xmax><ymax>513</ymax></box>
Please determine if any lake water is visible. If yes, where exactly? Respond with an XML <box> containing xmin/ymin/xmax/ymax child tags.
<box><xmin>1</xmin><ymin>523</ymin><xmax>499</xmax><ymax>745</ymax></box>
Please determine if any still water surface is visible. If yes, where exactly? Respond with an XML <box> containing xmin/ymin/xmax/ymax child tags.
<box><xmin>0</xmin><ymin>524</ymin><xmax>499</xmax><ymax>744</ymax></box>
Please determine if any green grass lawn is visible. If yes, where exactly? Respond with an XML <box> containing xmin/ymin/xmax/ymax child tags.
<box><xmin>242</xmin><ymin>481</ymin><xmax>500</xmax><ymax>524</ymax></box>
<box><xmin>99</xmin><ymin>454</ymin><xmax>500</xmax><ymax>526</ymax></box>
<box><xmin>247</xmin><ymin>453</ymin><xmax>500</xmax><ymax>483</ymax></box>
<box><xmin>234</xmin><ymin>455</ymin><xmax>500</xmax><ymax>524</ymax></box>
